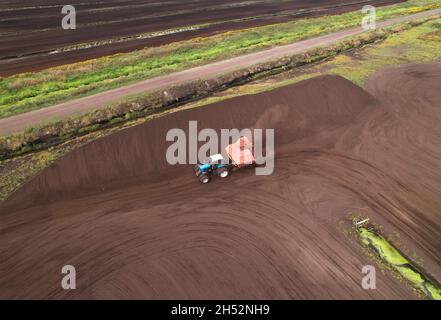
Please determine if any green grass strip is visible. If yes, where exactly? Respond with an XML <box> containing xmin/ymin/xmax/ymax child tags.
<box><xmin>358</xmin><ymin>227</ymin><xmax>441</xmax><ymax>300</ymax></box>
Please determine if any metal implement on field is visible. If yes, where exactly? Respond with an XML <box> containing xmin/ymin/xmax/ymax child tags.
<box><xmin>193</xmin><ymin>136</ymin><xmax>256</xmax><ymax>184</ymax></box>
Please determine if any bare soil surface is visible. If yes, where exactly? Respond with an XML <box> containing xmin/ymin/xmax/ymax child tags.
<box><xmin>0</xmin><ymin>63</ymin><xmax>440</xmax><ymax>299</ymax></box>
<box><xmin>0</xmin><ymin>0</ymin><xmax>402</xmax><ymax>75</ymax></box>
<box><xmin>1</xmin><ymin>8</ymin><xmax>440</xmax><ymax>137</ymax></box>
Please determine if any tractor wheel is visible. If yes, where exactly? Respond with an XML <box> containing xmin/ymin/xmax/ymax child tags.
<box><xmin>216</xmin><ymin>167</ymin><xmax>229</xmax><ymax>178</ymax></box>
<box><xmin>199</xmin><ymin>174</ymin><xmax>210</xmax><ymax>184</ymax></box>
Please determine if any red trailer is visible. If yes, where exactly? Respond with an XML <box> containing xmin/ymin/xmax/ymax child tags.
<box><xmin>225</xmin><ymin>136</ymin><xmax>255</xmax><ymax>167</ymax></box>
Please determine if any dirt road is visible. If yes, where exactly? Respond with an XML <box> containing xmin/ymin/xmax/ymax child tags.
<box><xmin>0</xmin><ymin>63</ymin><xmax>440</xmax><ymax>299</ymax></box>
<box><xmin>1</xmin><ymin>8</ymin><xmax>440</xmax><ymax>136</ymax></box>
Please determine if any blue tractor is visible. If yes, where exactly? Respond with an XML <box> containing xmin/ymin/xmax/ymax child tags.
<box><xmin>194</xmin><ymin>154</ymin><xmax>230</xmax><ymax>184</ymax></box>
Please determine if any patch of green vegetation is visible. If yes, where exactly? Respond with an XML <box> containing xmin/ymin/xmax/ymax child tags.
<box><xmin>358</xmin><ymin>227</ymin><xmax>441</xmax><ymax>300</ymax></box>
<box><xmin>0</xmin><ymin>0</ymin><xmax>440</xmax><ymax>118</ymax></box>
<box><xmin>419</xmin><ymin>28</ymin><xmax>441</xmax><ymax>41</ymax></box>
<box><xmin>0</xmin><ymin>151</ymin><xmax>58</xmax><ymax>201</ymax></box>
<box><xmin>325</xmin><ymin>19</ymin><xmax>441</xmax><ymax>85</ymax></box>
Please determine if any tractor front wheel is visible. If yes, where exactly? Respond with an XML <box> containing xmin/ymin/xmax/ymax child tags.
<box><xmin>199</xmin><ymin>174</ymin><xmax>210</xmax><ymax>184</ymax></box>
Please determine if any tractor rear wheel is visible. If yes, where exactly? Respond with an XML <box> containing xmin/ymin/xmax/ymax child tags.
<box><xmin>199</xmin><ymin>174</ymin><xmax>210</xmax><ymax>184</ymax></box>
<box><xmin>216</xmin><ymin>167</ymin><xmax>229</xmax><ymax>178</ymax></box>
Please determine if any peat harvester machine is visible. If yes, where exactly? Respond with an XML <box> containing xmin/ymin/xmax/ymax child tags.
<box><xmin>194</xmin><ymin>136</ymin><xmax>256</xmax><ymax>184</ymax></box>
